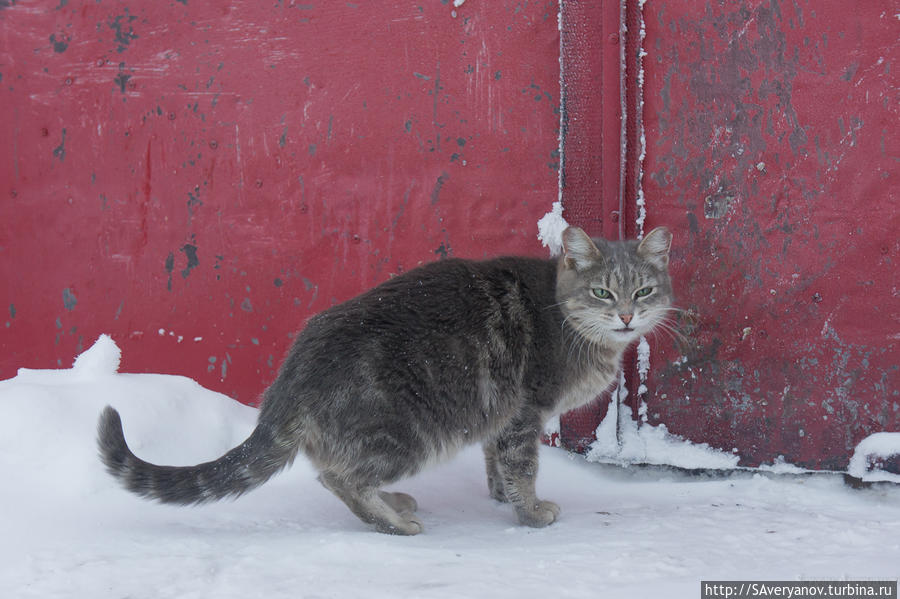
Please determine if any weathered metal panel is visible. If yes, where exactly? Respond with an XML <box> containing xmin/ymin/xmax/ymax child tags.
<box><xmin>1</xmin><ymin>1</ymin><xmax>561</xmax><ymax>403</ymax></box>
<box><xmin>640</xmin><ymin>0</ymin><xmax>899</xmax><ymax>469</ymax></box>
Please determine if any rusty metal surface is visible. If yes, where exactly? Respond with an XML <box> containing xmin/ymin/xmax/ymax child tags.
<box><xmin>0</xmin><ymin>1</ymin><xmax>561</xmax><ymax>403</ymax></box>
<box><xmin>641</xmin><ymin>0</ymin><xmax>899</xmax><ymax>469</ymax></box>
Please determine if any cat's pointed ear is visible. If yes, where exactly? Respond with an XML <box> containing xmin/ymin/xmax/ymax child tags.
<box><xmin>562</xmin><ymin>227</ymin><xmax>602</xmax><ymax>271</ymax></box>
<box><xmin>637</xmin><ymin>227</ymin><xmax>673</xmax><ymax>269</ymax></box>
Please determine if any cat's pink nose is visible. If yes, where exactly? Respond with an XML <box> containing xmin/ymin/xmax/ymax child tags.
<box><xmin>619</xmin><ymin>313</ymin><xmax>633</xmax><ymax>325</ymax></box>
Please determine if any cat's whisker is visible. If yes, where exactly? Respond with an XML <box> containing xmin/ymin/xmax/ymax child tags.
<box><xmin>647</xmin><ymin>319</ymin><xmax>691</xmax><ymax>349</ymax></box>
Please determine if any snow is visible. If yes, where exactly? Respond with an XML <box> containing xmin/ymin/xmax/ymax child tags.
<box><xmin>636</xmin><ymin>336</ymin><xmax>651</xmax><ymax>422</ymax></box>
<box><xmin>848</xmin><ymin>432</ymin><xmax>900</xmax><ymax>483</ymax></box>
<box><xmin>587</xmin><ymin>373</ymin><xmax>740</xmax><ymax>470</ymax></box>
<box><xmin>636</xmin><ymin>337</ymin><xmax>651</xmax><ymax>382</ymax></box>
<box><xmin>2</xmin><ymin>336</ymin><xmax>900</xmax><ymax>598</ymax></box>
<box><xmin>758</xmin><ymin>455</ymin><xmax>810</xmax><ymax>475</ymax></box>
<box><xmin>536</xmin><ymin>200</ymin><xmax>570</xmax><ymax>256</ymax></box>
<box><xmin>543</xmin><ymin>413</ymin><xmax>561</xmax><ymax>441</ymax></box>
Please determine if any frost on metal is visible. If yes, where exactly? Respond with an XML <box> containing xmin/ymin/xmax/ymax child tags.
<box><xmin>586</xmin><ymin>373</ymin><xmax>740</xmax><ymax>470</ymax></box>
<box><xmin>555</xmin><ymin>1</ymin><xmax>564</xmax><ymax>205</ymax></box>
<box><xmin>634</xmin><ymin>0</ymin><xmax>648</xmax><ymax>238</ymax></box>
<box><xmin>636</xmin><ymin>336</ymin><xmax>651</xmax><ymax>423</ymax></box>
<box><xmin>537</xmin><ymin>200</ymin><xmax>570</xmax><ymax>256</ymax></box>
<box><xmin>848</xmin><ymin>432</ymin><xmax>900</xmax><ymax>483</ymax></box>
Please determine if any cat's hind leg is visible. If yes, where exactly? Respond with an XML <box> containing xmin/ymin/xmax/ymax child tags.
<box><xmin>319</xmin><ymin>471</ymin><xmax>423</xmax><ymax>535</ymax></box>
<box><xmin>482</xmin><ymin>442</ymin><xmax>508</xmax><ymax>502</ymax></box>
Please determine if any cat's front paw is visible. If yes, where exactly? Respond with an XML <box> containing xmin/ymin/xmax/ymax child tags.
<box><xmin>379</xmin><ymin>491</ymin><xmax>418</xmax><ymax>514</ymax></box>
<box><xmin>377</xmin><ymin>513</ymin><xmax>425</xmax><ymax>536</ymax></box>
<box><xmin>516</xmin><ymin>500</ymin><xmax>560</xmax><ymax>528</ymax></box>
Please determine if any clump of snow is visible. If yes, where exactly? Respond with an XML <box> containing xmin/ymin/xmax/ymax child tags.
<box><xmin>16</xmin><ymin>334</ymin><xmax>122</xmax><ymax>384</ymax></box>
<box><xmin>758</xmin><ymin>455</ymin><xmax>809</xmax><ymax>475</ymax></box>
<box><xmin>587</xmin><ymin>372</ymin><xmax>739</xmax><ymax>470</ymax></box>
<box><xmin>636</xmin><ymin>337</ymin><xmax>651</xmax><ymax>381</ymax></box>
<box><xmin>543</xmin><ymin>414</ymin><xmax>561</xmax><ymax>447</ymax></box>
<box><xmin>71</xmin><ymin>334</ymin><xmax>121</xmax><ymax>378</ymax></box>
<box><xmin>848</xmin><ymin>432</ymin><xmax>900</xmax><ymax>483</ymax></box>
<box><xmin>543</xmin><ymin>413</ymin><xmax>560</xmax><ymax>436</ymax></box>
<box><xmin>536</xmin><ymin>200</ymin><xmax>570</xmax><ymax>256</ymax></box>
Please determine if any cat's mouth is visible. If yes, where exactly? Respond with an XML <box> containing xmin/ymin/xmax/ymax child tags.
<box><xmin>612</xmin><ymin>327</ymin><xmax>635</xmax><ymax>333</ymax></box>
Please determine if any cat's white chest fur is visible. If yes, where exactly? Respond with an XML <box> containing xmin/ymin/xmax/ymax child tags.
<box><xmin>552</xmin><ymin>360</ymin><xmax>619</xmax><ymax>418</ymax></box>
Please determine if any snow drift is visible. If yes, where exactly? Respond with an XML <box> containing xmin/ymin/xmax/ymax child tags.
<box><xmin>1</xmin><ymin>336</ymin><xmax>898</xmax><ymax>599</ymax></box>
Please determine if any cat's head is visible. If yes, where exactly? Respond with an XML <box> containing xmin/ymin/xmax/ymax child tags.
<box><xmin>556</xmin><ymin>226</ymin><xmax>673</xmax><ymax>346</ymax></box>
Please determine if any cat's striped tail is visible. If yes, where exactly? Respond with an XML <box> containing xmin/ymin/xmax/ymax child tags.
<box><xmin>96</xmin><ymin>405</ymin><xmax>297</xmax><ymax>505</ymax></box>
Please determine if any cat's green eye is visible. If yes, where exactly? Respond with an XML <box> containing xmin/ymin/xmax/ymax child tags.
<box><xmin>590</xmin><ymin>288</ymin><xmax>612</xmax><ymax>300</ymax></box>
<box><xmin>635</xmin><ymin>287</ymin><xmax>654</xmax><ymax>298</ymax></box>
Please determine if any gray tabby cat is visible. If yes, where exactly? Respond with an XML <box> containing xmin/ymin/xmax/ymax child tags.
<box><xmin>98</xmin><ymin>226</ymin><xmax>673</xmax><ymax>535</ymax></box>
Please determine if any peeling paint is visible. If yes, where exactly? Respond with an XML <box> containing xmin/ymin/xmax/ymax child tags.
<box><xmin>49</xmin><ymin>32</ymin><xmax>69</xmax><ymax>53</ymax></box>
<box><xmin>430</xmin><ymin>171</ymin><xmax>449</xmax><ymax>205</ymax></box>
<box><xmin>62</xmin><ymin>288</ymin><xmax>77</xmax><ymax>311</ymax></box>
<box><xmin>108</xmin><ymin>13</ymin><xmax>139</xmax><ymax>53</ymax></box>
<box><xmin>52</xmin><ymin>129</ymin><xmax>66</xmax><ymax>161</ymax></box>
<box><xmin>180</xmin><ymin>244</ymin><xmax>199</xmax><ymax>278</ymax></box>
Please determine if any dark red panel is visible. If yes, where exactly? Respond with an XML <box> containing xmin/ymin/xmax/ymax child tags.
<box><xmin>0</xmin><ymin>2</ymin><xmax>561</xmax><ymax>403</ymax></box>
<box><xmin>641</xmin><ymin>1</ymin><xmax>898</xmax><ymax>469</ymax></box>
<box><xmin>557</xmin><ymin>0</ymin><xmax>624</xmax><ymax>451</ymax></box>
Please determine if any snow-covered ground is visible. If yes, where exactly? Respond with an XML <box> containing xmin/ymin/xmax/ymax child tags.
<box><xmin>1</xmin><ymin>337</ymin><xmax>898</xmax><ymax>599</ymax></box>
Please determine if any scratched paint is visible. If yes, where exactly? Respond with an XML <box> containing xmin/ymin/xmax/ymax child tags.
<box><xmin>639</xmin><ymin>0</ymin><xmax>898</xmax><ymax>470</ymax></box>
<box><xmin>0</xmin><ymin>2</ymin><xmax>561</xmax><ymax>403</ymax></box>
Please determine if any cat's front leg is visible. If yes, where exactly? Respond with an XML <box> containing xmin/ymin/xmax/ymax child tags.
<box><xmin>494</xmin><ymin>415</ymin><xmax>560</xmax><ymax>528</ymax></box>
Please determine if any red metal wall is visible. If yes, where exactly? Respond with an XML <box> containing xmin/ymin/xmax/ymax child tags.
<box><xmin>1</xmin><ymin>1</ymin><xmax>561</xmax><ymax>403</ymax></box>
<box><xmin>3</xmin><ymin>0</ymin><xmax>897</xmax><ymax>472</ymax></box>
<box><xmin>557</xmin><ymin>0</ymin><xmax>898</xmax><ymax>471</ymax></box>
